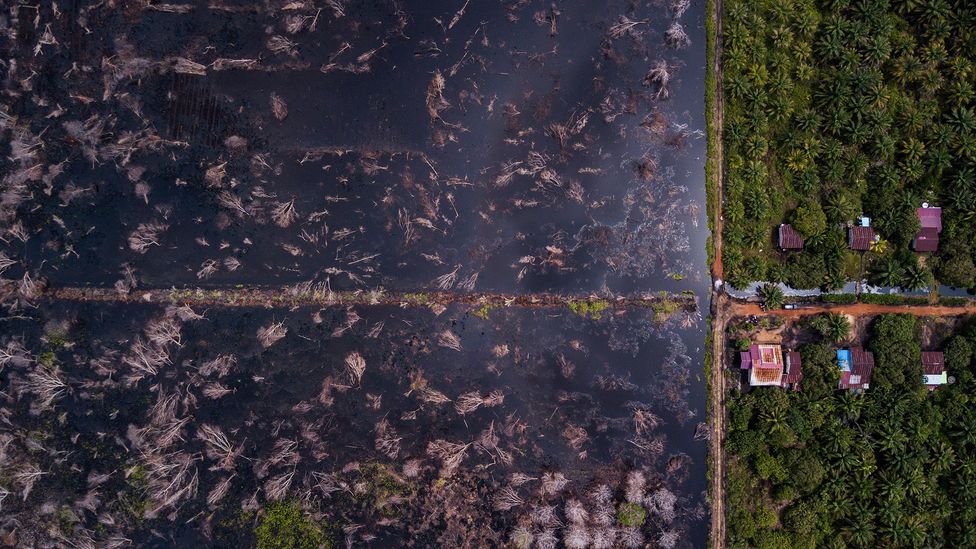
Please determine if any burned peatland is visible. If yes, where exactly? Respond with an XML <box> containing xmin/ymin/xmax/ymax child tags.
<box><xmin>0</xmin><ymin>300</ymin><xmax>705</xmax><ymax>547</ymax></box>
<box><xmin>0</xmin><ymin>0</ymin><xmax>704</xmax><ymax>293</ymax></box>
<box><xmin>0</xmin><ymin>0</ymin><xmax>708</xmax><ymax>547</ymax></box>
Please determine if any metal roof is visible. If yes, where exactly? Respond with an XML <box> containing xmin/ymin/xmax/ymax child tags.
<box><xmin>922</xmin><ymin>351</ymin><xmax>945</xmax><ymax>375</ymax></box>
<box><xmin>839</xmin><ymin>348</ymin><xmax>874</xmax><ymax>390</ymax></box>
<box><xmin>739</xmin><ymin>351</ymin><xmax>752</xmax><ymax>370</ymax></box>
<box><xmin>913</xmin><ymin>227</ymin><xmax>940</xmax><ymax>252</ymax></box>
<box><xmin>836</xmin><ymin>349</ymin><xmax>851</xmax><ymax>372</ymax></box>
<box><xmin>750</xmin><ymin>365</ymin><xmax>784</xmax><ymax>386</ymax></box>
<box><xmin>918</xmin><ymin>207</ymin><xmax>942</xmax><ymax>231</ymax></box>
<box><xmin>924</xmin><ymin>373</ymin><xmax>948</xmax><ymax>386</ymax></box>
<box><xmin>778</xmin><ymin>224</ymin><xmax>804</xmax><ymax>250</ymax></box>
<box><xmin>848</xmin><ymin>226</ymin><xmax>875</xmax><ymax>251</ymax></box>
<box><xmin>782</xmin><ymin>351</ymin><xmax>803</xmax><ymax>386</ymax></box>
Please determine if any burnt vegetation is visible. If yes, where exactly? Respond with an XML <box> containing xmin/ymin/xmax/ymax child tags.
<box><xmin>0</xmin><ymin>0</ymin><xmax>706</xmax><ymax>546</ymax></box>
<box><xmin>0</xmin><ymin>0</ymin><xmax>701</xmax><ymax>293</ymax></box>
<box><xmin>0</xmin><ymin>302</ymin><xmax>704</xmax><ymax>546</ymax></box>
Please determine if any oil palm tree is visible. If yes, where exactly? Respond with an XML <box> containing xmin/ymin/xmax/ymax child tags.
<box><xmin>870</xmin><ymin>257</ymin><xmax>904</xmax><ymax>287</ymax></box>
<box><xmin>823</xmin><ymin>313</ymin><xmax>851</xmax><ymax>342</ymax></box>
<box><xmin>837</xmin><ymin>391</ymin><xmax>864</xmax><ymax>421</ymax></box>
<box><xmin>844</xmin><ymin>516</ymin><xmax>876</xmax><ymax>548</ymax></box>
<box><xmin>901</xmin><ymin>263</ymin><xmax>932</xmax><ymax>291</ymax></box>
<box><xmin>759</xmin><ymin>405</ymin><xmax>789</xmax><ymax>435</ymax></box>
<box><xmin>758</xmin><ymin>283</ymin><xmax>785</xmax><ymax>310</ymax></box>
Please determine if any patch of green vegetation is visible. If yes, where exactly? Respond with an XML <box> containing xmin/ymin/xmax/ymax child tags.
<box><xmin>118</xmin><ymin>492</ymin><xmax>148</xmax><ymax>521</ymax></box>
<box><xmin>568</xmin><ymin>299</ymin><xmax>610</xmax><ymax>320</ymax></box>
<box><xmin>651</xmin><ymin>297</ymin><xmax>681</xmax><ymax>322</ymax></box>
<box><xmin>357</xmin><ymin>462</ymin><xmax>412</xmax><ymax>517</ymax></box>
<box><xmin>56</xmin><ymin>507</ymin><xmax>77</xmax><ymax>536</ymax></box>
<box><xmin>38</xmin><ymin>350</ymin><xmax>58</xmax><ymax>369</ymax></box>
<box><xmin>47</xmin><ymin>333</ymin><xmax>70</xmax><ymax>349</ymax></box>
<box><xmin>704</xmin><ymin>0</ymin><xmax>718</xmax><ymax>242</ymax></box>
<box><xmin>668</xmin><ymin>272</ymin><xmax>687</xmax><ymax>280</ymax></box>
<box><xmin>736</xmin><ymin>337</ymin><xmax>751</xmax><ymax>352</ymax></box>
<box><xmin>472</xmin><ymin>303</ymin><xmax>492</xmax><ymax>319</ymax></box>
<box><xmin>255</xmin><ymin>500</ymin><xmax>336</xmax><ymax>549</ymax></box>
<box><xmin>704</xmin><ymin>315</ymin><xmax>714</xmax><ymax>498</ymax></box>
<box><xmin>214</xmin><ymin>509</ymin><xmax>257</xmax><ymax>547</ymax></box>
<box><xmin>822</xmin><ymin>293</ymin><xmax>857</xmax><ymax>304</ymax></box>
<box><xmin>859</xmin><ymin>294</ymin><xmax>930</xmax><ymax>306</ymax></box>
<box><xmin>117</xmin><ymin>464</ymin><xmax>151</xmax><ymax>522</ymax></box>
<box><xmin>403</xmin><ymin>292</ymin><xmax>432</xmax><ymax>305</ymax></box>
<box><xmin>617</xmin><ymin>502</ymin><xmax>646</xmax><ymax>527</ymax></box>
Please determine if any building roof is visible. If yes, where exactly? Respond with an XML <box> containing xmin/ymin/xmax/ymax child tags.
<box><xmin>839</xmin><ymin>347</ymin><xmax>874</xmax><ymax>390</ymax></box>
<box><xmin>739</xmin><ymin>351</ymin><xmax>752</xmax><ymax>370</ymax></box>
<box><xmin>913</xmin><ymin>227</ymin><xmax>940</xmax><ymax>252</ymax></box>
<box><xmin>848</xmin><ymin>226</ymin><xmax>876</xmax><ymax>251</ymax></box>
<box><xmin>751</xmin><ymin>345</ymin><xmax>783</xmax><ymax>367</ymax></box>
<box><xmin>921</xmin><ymin>351</ymin><xmax>945</xmax><ymax>375</ymax></box>
<box><xmin>851</xmin><ymin>347</ymin><xmax>875</xmax><ymax>375</ymax></box>
<box><xmin>749</xmin><ymin>344</ymin><xmax>785</xmax><ymax>386</ymax></box>
<box><xmin>836</xmin><ymin>349</ymin><xmax>851</xmax><ymax>372</ymax></box>
<box><xmin>918</xmin><ymin>207</ymin><xmax>942</xmax><ymax>231</ymax></box>
<box><xmin>924</xmin><ymin>373</ymin><xmax>948</xmax><ymax>386</ymax></box>
<box><xmin>751</xmin><ymin>366</ymin><xmax>784</xmax><ymax>385</ymax></box>
<box><xmin>778</xmin><ymin>224</ymin><xmax>805</xmax><ymax>250</ymax></box>
<box><xmin>782</xmin><ymin>351</ymin><xmax>803</xmax><ymax>386</ymax></box>
<box><xmin>914</xmin><ymin>207</ymin><xmax>942</xmax><ymax>252</ymax></box>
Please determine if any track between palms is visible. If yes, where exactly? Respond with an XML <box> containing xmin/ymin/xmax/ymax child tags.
<box><xmin>732</xmin><ymin>301</ymin><xmax>976</xmax><ymax>318</ymax></box>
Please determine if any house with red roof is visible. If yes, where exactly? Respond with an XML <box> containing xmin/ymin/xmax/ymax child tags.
<box><xmin>922</xmin><ymin>351</ymin><xmax>948</xmax><ymax>390</ymax></box>
<box><xmin>848</xmin><ymin>226</ymin><xmax>876</xmax><ymax>251</ymax></box>
<box><xmin>913</xmin><ymin>206</ymin><xmax>942</xmax><ymax>252</ymax></box>
<box><xmin>837</xmin><ymin>347</ymin><xmax>875</xmax><ymax>391</ymax></box>
<box><xmin>740</xmin><ymin>344</ymin><xmax>802</xmax><ymax>390</ymax></box>
<box><xmin>778</xmin><ymin>224</ymin><xmax>804</xmax><ymax>251</ymax></box>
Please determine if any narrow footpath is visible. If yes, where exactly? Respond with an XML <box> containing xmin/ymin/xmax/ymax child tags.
<box><xmin>707</xmin><ymin>0</ymin><xmax>727</xmax><ymax>545</ymax></box>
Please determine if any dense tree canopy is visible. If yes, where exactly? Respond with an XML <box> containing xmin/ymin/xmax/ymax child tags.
<box><xmin>722</xmin><ymin>0</ymin><xmax>976</xmax><ymax>291</ymax></box>
<box><xmin>727</xmin><ymin>315</ymin><xmax>976</xmax><ymax>548</ymax></box>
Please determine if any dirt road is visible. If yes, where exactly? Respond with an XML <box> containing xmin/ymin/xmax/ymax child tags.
<box><xmin>732</xmin><ymin>301</ymin><xmax>976</xmax><ymax>318</ymax></box>
<box><xmin>707</xmin><ymin>0</ymin><xmax>727</xmax><ymax>546</ymax></box>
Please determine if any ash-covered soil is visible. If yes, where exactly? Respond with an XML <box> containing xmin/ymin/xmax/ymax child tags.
<box><xmin>0</xmin><ymin>300</ymin><xmax>706</xmax><ymax>547</ymax></box>
<box><xmin>0</xmin><ymin>0</ymin><xmax>705</xmax><ymax>294</ymax></box>
<box><xmin>0</xmin><ymin>0</ymin><xmax>709</xmax><ymax>547</ymax></box>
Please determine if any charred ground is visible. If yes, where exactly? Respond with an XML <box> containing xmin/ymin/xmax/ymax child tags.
<box><xmin>0</xmin><ymin>1</ymin><xmax>708</xmax><ymax>547</ymax></box>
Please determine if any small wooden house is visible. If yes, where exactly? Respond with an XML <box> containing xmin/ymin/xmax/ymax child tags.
<box><xmin>778</xmin><ymin>224</ymin><xmax>804</xmax><ymax>251</ymax></box>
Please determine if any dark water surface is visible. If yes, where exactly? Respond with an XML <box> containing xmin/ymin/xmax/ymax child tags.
<box><xmin>0</xmin><ymin>0</ymin><xmax>708</xmax><ymax>547</ymax></box>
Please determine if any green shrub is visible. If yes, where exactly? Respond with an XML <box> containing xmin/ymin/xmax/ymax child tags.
<box><xmin>822</xmin><ymin>293</ymin><xmax>857</xmax><ymax>304</ymax></box>
<box><xmin>791</xmin><ymin>201</ymin><xmax>827</xmax><ymax>238</ymax></box>
<box><xmin>859</xmin><ymin>294</ymin><xmax>929</xmax><ymax>305</ymax></box>
<box><xmin>616</xmin><ymin>502</ymin><xmax>647</xmax><ymax>527</ymax></box>
<box><xmin>754</xmin><ymin>505</ymin><xmax>778</xmax><ymax>529</ymax></box>
<box><xmin>255</xmin><ymin>501</ymin><xmax>334</xmax><ymax>549</ymax></box>
<box><xmin>567</xmin><ymin>299</ymin><xmax>610</xmax><ymax>320</ymax></box>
